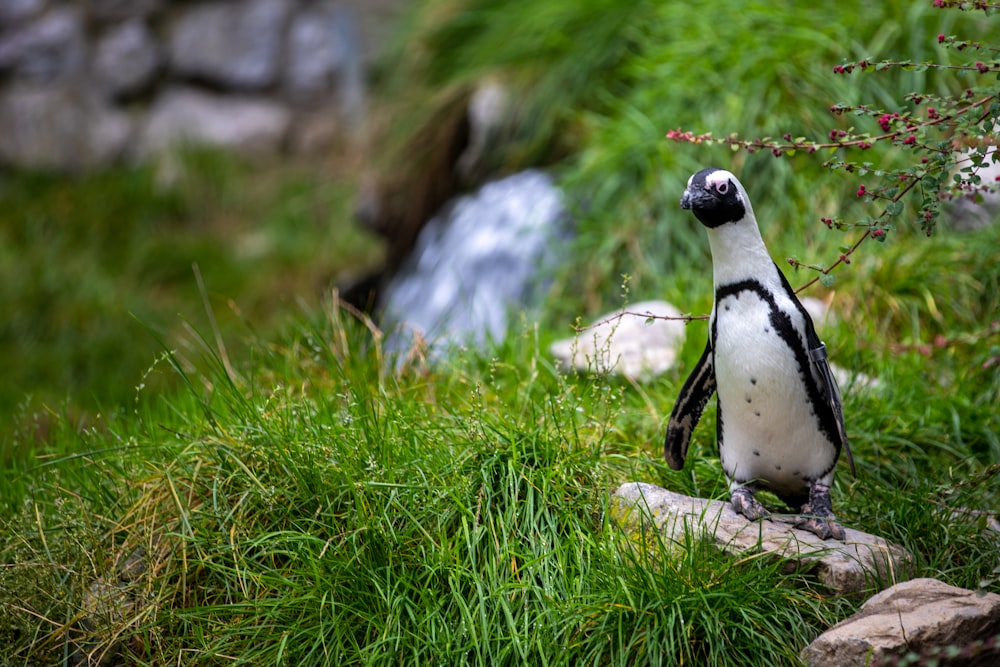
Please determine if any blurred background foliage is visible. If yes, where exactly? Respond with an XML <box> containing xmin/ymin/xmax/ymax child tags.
<box><xmin>0</xmin><ymin>152</ymin><xmax>383</xmax><ymax>452</ymax></box>
<box><xmin>372</xmin><ymin>0</ymin><xmax>993</xmax><ymax>312</ymax></box>
<box><xmin>2</xmin><ymin>0</ymin><xmax>997</xmax><ymax>449</ymax></box>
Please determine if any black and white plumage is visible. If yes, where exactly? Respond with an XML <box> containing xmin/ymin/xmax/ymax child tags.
<box><xmin>665</xmin><ymin>167</ymin><xmax>854</xmax><ymax>540</ymax></box>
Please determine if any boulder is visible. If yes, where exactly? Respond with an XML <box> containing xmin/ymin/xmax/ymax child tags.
<box><xmin>549</xmin><ymin>301</ymin><xmax>687</xmax><ymax>380</ymax></box>
<box><xmin>0</xmin><ymin>0</ymin><xmax>44</xmax><ymax>27</ymax></box>
<box><xmin>82</xmin><ymin>0</ymin><xmax>164</xmax><ymax>22</ymax></box>
<box><xmin>167</xmin><ymin>0</ymin><xmax>291</xmax><ymax>90</ymax></box>
<box><xmin>611</xmin><ymin>482</ymin><xmax>911</xmax><ymax>595</ymax></box>
<box><xmin>0</xmin><ymin>5</ymin><xmax>86</xmax><ymax>81</ymax></box>
<box><xmin>0</xmin><ymin>83</ymin><xmax>132</xmax><ymax>170</ymax></box>
<box><xmin>284</xmin><ymin>3</ymin><xmax>358</xmax><ymax>102</ymax></box>
<box><xmin>802</xmin><ymin>578</ymin><xmax>1000</xmax><ymax>666</ymax></box>
<box><xmin>138</xmin><ymin>87</ymin><xmax>291</xmax><ymax>157</ymax></box>
<box><xmin>91</xmin><ymin>19</ymin><xmax>161</xmax><ymax>99</ymax></box>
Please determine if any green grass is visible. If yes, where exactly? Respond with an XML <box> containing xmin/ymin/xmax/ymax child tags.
<box><xmin>2</xmin><ymin>221</ymin><xmax>998</xmax><ymax>663</ymax></box>
<box><xmin>3</xmin><ymin>0</ymin><xmax>1000</xmax><ymax>663</ymax></box>
<box><xmin>2</xmin><ymin>304</ymin><xmax>863</xmax><ymax>665</ymax></box>
<box><xmin>0</xmin><ymin>150</ymin><xmax>383</xmax><ymax>460</ymax></box>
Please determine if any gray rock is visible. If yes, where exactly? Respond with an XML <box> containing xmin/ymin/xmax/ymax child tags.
<box><xmin>83</xmin><ymin>0</ymin><xmax>163</xmax><ymax>22</ymax></box>
<box><xmin>0</xmin><ymin>0</ymin><xmax>44</xmax><ymax>27</ymax></box>
<box><xmin>0</xmin><ymin>83</ymin><xmax>132</xmax><ymax>170</ymax></box>
<box><xmin>457</xmin><ymin>78</ymin><xmax>509</xmax><ymax>181</ymax></box>
<box><xmin>802</xmin><ymin>578</ymin><xmax>1000</xmax><ymax>666</ymax></box>
<box><xmin>0</xmin><ymin>6</ymin><xmax>86</xmax><ymax>81</ymax></box>
<box><xmin>91</xmin><ymin>19</ymin><xmax>160</xmax><ymax>99</ymax></box>
<box><xmin>549</xmin><ymin>301</ymin><xmax>686</xmax><ymax>380</ymax></box>
<box><xmin>284</xmin><ymin>3</ymin><xmax>346</xmax><ymax>101</ymax></box>
<box><xmin>611</xmin><ymin>482</ymin><xmax>911</xmax><ymax>595</ymax></box>
<box><xmin>168</xmin><ymin>0</ymin><xmax>291</xmax><ymax>90</ymax></box>
<box><xmin>138</xmin><ymin>87</ymin><xmax>290</xmax><ymax>157</ymax></box>
<box><xmin>949</xmin><ymin>144</ymin><xmax>1000</xmax><ymax>231</ymax></box>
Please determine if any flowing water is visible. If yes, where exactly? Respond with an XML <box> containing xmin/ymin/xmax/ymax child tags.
<box><xmin>379</xmin><ymin>169</ymin><xmax>568</xmax><ymax>357</ymax></box>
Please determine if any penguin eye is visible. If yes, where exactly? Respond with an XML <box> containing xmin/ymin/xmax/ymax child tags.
<box><xmin>715</xmin><ymin>181</ymin><xmax>729</xmax><ymax>195</ymax></box>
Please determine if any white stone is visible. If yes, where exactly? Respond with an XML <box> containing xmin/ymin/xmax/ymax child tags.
<box><xmin>549</xmin><ymin>301</ymin><xmax>687</xmax><ymax>380</ymax></box>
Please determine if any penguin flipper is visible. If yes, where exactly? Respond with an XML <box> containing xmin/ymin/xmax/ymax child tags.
<box><xmin>807</xmin><ymin>341</ymin><xmax>856</xmax><ymax>478</ymax></box>
<box><xmin>665</xmin><ymin>340</ymin><xmax>716</xmax><ymax>470</ymax></box>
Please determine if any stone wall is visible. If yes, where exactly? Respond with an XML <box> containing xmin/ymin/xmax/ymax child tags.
<box><xmin>0</xmin><ymin>0</ymin><xmax>409</xmax><ymax>171</ymax></box>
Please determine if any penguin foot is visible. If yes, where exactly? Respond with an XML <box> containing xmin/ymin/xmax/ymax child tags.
<box><xmin>795</xmin><ymin>482</ymin><xmax>846</xmax><ymax>541</ymax></box>
<box><xmin>730</xmin><ymin>486</ymin><xmax>770</xmax><ymax>522</ymax></box>
<box><xmin>794</xmin><ymin>515</ymin><xmax>846</xmax><ymax>541</ymax></box>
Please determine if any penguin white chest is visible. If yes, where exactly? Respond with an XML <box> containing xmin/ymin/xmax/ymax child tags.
<box><xmin>713</xmin><ymin>288</ymin><xmax>834</xmax><ymax>495</ymax></box>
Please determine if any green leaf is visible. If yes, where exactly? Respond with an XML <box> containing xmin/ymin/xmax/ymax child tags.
<box><xmin>819</xmin><ymin>273</ymin><xmax>836</xmax><ymax>288</ymax></box>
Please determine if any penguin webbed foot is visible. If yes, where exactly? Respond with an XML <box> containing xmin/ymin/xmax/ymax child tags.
<box><xmin>795</xmin><ymin>515</ymin><xmax>846</xmax><ymax>541</ymax></box>
<box><xmin>730</xmin><ymin>485</ymin><xmax>770</xmax><ymax>522</ymax></box>
<box><xmin>794</xmin><ymin>482</ymin><xmax>846</xmax><ymax>541</ymax></box>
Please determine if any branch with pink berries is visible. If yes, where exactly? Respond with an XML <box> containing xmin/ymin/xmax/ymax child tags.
<box><xmin>665</xmin><ymin>6</ymin><xmax>1000</xmax><ymax>295</ymax></box>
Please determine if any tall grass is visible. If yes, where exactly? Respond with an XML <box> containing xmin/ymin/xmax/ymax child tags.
<box><xmin>3</xmin><ymin>248</ymin><xmax>998</xmax><ymax>663</ymax></box>
<box><xmin>2</xmin><ymin>300</ymin><xmax>862</xmax><ymax>665</ymax></box>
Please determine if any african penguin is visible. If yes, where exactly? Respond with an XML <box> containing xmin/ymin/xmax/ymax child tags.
<box><xmin>664</xmin><ymin>167</ymin><xmax>855</xmax><ymax>540</ymax></box>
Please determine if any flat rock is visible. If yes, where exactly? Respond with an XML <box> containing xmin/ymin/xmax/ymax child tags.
<box><xmin>549</xmin><ymin>301</ymin><xmax>686</xmax><ymax>380</ymax></box>
<box><xmin>802</xmin><ymin>578</ymin><xmax>1000</xmax><ymax>666</ymax></box>
<box><xmin>167</xmin><ymin>0</ymin><xmax>290</xmax><ymax>90</ymax></box>
<box><xmin>611</xmin><ymin>482</ymin><xmax>911</xmax><ymax>594</ymax></box>
<box><xmin>138</xmin><ymin>87</ymin><xmax>290</xmax><ymax>157</ymax></box>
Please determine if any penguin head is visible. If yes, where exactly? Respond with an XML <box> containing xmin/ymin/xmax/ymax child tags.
<box><xmin>680</xmin><ymin>167</ymin><xmax>748</xmax><ymax>228</ymax></box>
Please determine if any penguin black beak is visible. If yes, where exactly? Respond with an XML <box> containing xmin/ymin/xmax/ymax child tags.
<box><xmin>680</xmin><ymin>190</ymin><xmax>694</xmax><ymax>210</ymax></box>
<box><xmin>681</xmin><ymin>187</ymin><xmax>710</xmax><ymax>210</ymax></box>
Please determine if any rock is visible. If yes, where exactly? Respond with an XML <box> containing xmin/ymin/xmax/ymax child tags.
<box><xmin>285</xmin><ymin>3</ymin><xmax>351</xmax><ymax>101</ymax></box>
<box><xmin>0</xmin><ymin>6</ymin><xmax>86</xmax><ymax>81</ymax></box>
<box><xmin>0</xmin><ymin>0</ymin><xmax>44</xmax><ymax>27</ymax></box>
<box><xmin>802</xmin><ymin>578</ymin><xmax>1000</xmax><ymax>666</ymax></box>
<box><xmin>549</xmin><ymin>301</ymin><xmax>686</xmax><ymax>380</ymax></box>
<box><xmin>0</xmin><ymin>83</ymin><xmax>132</xmax><ymax>170</ymax></box>
<box><xmin>168</xmin><ymin>0</ymin><xmax>291</xmax><ymax>90</ymax></box>
<box><xmin>75</xmin><ymin>545</ymin><xmax>151</xmax><ymax>665</ymax></box>
<box><xmin>949</xmin><ymin>144</ymin><xmax>1000</xmax><ymax>231</ymax></box>
<box><xmin>284</xmin><ymin>3</ymin><xmax>366</xmax><ymax>125</ymax></box>
<box><xmin>82</xmin><ymin>0</ymin><xmax>163</xmax><ymax>22</ymax></box>
<box><xmin>138</xmin><ymin>87</ymin><xmax>291</xmax><ymax>157</ymax></box>
<box><xmin>611</xmin><ymin>482</ymin><xmax>911</xmax><ymax>595</ymax></box>
<box><xmin>91</xmin><ymin>19</ymin><xmax>161</xmax><ymax>99</ymax></box>
<box><xmin>456</xmin><ymin>78</ymin><xmax>510</xmax><ymax>181</ymax></box>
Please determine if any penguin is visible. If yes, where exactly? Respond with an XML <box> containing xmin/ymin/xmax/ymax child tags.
<box><xmin>664</xmin><ymin>167</ymin><xmax>855</xmax><ymax>540</ymax></box>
